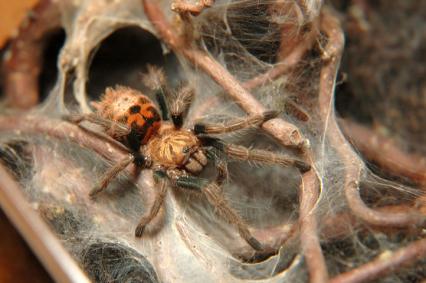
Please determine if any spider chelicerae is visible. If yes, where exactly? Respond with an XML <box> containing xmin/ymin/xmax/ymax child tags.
<box><xmin>66</xmin><ymin>66</ymin><xmax>310</xmax><ymax>252</ymax></box>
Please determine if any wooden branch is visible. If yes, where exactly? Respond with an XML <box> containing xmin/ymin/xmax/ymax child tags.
<box><xmin>318</xmin><ymin>9</ymin><xmax>425</xmax><ymax>229</ymax></box>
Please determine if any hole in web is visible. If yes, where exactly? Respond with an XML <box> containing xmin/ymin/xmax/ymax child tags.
<box><xmin>86</xmin><ymin>26</ymin><xmax>179</xmax><ymax>102</ymax></box>
<box><xmin>39</xmin><ymin>29</ymin><xmax>66</xmax><ymax>103</ymax></box>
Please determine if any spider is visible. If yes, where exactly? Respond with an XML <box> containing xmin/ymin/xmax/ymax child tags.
<box><xmin>65</xmin><ymin>66</ymin><xmax>310</xmax><ymax>252</ymax></box>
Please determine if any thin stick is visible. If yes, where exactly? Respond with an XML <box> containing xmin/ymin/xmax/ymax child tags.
<box><xmin>318</xmin><ymin>9</ymin><xmax>425</xmax><ymax>229</ymax></box>
<box><xmin>321</xmin><ymin>204</ymin><xmax>425</xmax><ymax>241</ymax></box>
<box><xmin>142</xmin><ymin>0</ymin><xmax>306</xmax><ymax>149</ymax></box>
<box><xmin>330</xmin><ymin>238</ymin><xmax>426</xmax><ymax>283</ymax></box>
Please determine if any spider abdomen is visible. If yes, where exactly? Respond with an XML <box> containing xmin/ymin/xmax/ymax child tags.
<box><xmin>95</xmin><ymin>86</ymin><xmax>162</xmax><ymax>150</ymax></box>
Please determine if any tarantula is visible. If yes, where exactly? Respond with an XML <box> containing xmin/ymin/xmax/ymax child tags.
<box><xmin>66</xmin><ymin>66</ymin><xmax>310</xmax><ymax>252</ymax></box>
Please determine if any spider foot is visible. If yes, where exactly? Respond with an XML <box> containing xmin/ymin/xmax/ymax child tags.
<box><xmin>294</xmin><ymin>160</ymin><xmax>311</xmax><ymax>173</ymax></box>
<box><xmin>262</xmin><ymin>110</ymin><xmax>280</xmax><ymax>121</ymax></box>
<box><xmin>135</xmin><ymin>223</ymin><xmax>146</xmax><ymax>237</ymax></box>
<box><xmin>89</xmin><ymin>185</ymin><xmax>103</xmax><ymax>198</ymax></box>
<box><xmin>247</xmin><ymin>236</ymin><xmax>264</xmax><ymax>251</ymax></box>
<box><xmin>249</xmin><ymin>246</ymin><xmax>278</xmax><ymax>263</ymax></box>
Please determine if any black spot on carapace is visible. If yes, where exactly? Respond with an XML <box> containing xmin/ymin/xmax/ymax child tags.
<box><xmin>129</xmin><ymin>105</ymin><xmax>141</xmax><ymax>114</ymax></box>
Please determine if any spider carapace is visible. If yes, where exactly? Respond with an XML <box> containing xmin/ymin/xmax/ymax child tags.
<box><xmin>67</xmin><ymin>66</ymin><xmax>311</xmax><ymax>254</ymax></box>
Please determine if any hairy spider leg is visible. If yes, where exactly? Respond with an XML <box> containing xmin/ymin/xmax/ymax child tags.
<box><xmin>141</xmin><ymin>65</ymin><xmax>170</xmax><ymax>121</ymax></box>
<box><xmin>89</xmin><ymin>154</ymin><xmax>135</xmax><ymax>197</ymax></box>
<box><xmin>200</xmin><ymin>136</ymin><xmax>311</xmax><ymax>172</ymax></box>
<box><xmin>155</xmin><ymin>88</ymin><xmax>170</xmax><ymax>121</ymax></box>
<box><xmin>65</xmin><ymin>114</ymin><xmax>152</xmax><ymax>196</ymax></box>
<box><xmin>193</xmin><ymin>110</ymin><xmax>279</xmax><ymax>135</ymax></box>
<box><xmin>88</xmin><ymin>151</ymin><xmax>151</xmax><ymax>197</ymax></box>
<box><xmin>204</xmin><ymin>148</ymin><xmax>228</xmax><ymax>187</ymax></box>
<box><xmin>169</xmin><ymin>84</ymin><xmax>194</xmax><ymax>128</ymax></box>
<box><xmin>193</xmin><ymin>111</ymin><xmax>311</xmax><ymax>171</ymax></box>
<box><xmin>174</xmin><ymin>174</ymin><xmax>263</xmax><ymax>251</ymax></box>
<box><xmin>63</xmin><ymin>113</ymin><xmax>131</xmax><ymax>138</ymax></box>
<box><xmin>142</xmin><ymin>65</ymin><xmax>194</xmax><ymax>128</ymax></box>
<box><xmin>135</xmin><ymin>173</ymin><xmax>168</xmax><ymax>237</ymax></box>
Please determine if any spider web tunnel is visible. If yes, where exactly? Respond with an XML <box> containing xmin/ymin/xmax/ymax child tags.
<box><xmin>87</xmin><ymin>26</ymin><xmax>180</xmax><ymax>102</ymax></box>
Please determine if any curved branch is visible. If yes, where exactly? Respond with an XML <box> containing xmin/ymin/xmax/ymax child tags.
<box><xmin>318</xmin><ymin>9</ymin><xmax>425</xmax><ymax>229</ymax></box>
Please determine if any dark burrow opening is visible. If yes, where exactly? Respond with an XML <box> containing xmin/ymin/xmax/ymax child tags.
<box><xmin>86</xmin><ymin>26</ymin><xmax>180</xmax><ymax>102</ymax></box>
